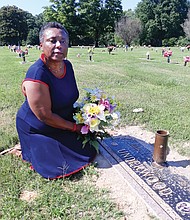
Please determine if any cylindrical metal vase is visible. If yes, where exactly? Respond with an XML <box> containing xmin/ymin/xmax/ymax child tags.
<box><xmin>153</xmin><ymin>130</ymin><xmax>169</xmax><ymax>164</ymax></box>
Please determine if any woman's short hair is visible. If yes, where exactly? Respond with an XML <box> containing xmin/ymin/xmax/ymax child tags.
<box><xmin>39</xmin><ymin>22</ymin><xmax>69</xmax><ymax>43</ymax></box>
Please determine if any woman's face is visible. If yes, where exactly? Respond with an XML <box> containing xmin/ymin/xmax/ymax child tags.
<box><xmin>40</xmin><ymin>28</ymin><xmax>69</xmax><ymax>62</ymax></box>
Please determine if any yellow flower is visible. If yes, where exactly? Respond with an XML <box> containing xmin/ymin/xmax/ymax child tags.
<box><xmin>90</xmin><ymin>94</ymin><xmax>97</xmax><ymax>102</ymax></box>
<box><xmin>89</xmin><ymin>118</ymin><xmax>100</xmax><ymax>128</ymax></box>
<box><xmin>83</xmin><ymin>103</ymin><xmax>101</xmax><ymax>115</ymax></box>
<box><xmin>75</xmin><ymin>113</ymin><xmax>84</xmax><ymax>123</ymax></box>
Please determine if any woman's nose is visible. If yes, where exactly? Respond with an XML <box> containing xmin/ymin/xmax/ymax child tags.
<box><xmin>55</xmin><ymin>41</ymin><xmax>61</xmax><ymax>47</ymax></box>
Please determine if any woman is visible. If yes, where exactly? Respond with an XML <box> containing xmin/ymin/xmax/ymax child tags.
<box><xmin>16</xmin><ymin>22</ymin><xmax>97</xmax><ymax>179</ymax></box>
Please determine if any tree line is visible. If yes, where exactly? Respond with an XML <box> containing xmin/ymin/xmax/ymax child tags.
<box><xmin>0</xmin><ymin>0</ymin><xmax>190</xmax><ymax>47</ymax></box>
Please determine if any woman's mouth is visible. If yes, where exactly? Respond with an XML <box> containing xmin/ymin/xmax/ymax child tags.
<box><xmin>53</xmin><ymin>51</ymin><xmax>63</xmax><ymax>54</ymax></box>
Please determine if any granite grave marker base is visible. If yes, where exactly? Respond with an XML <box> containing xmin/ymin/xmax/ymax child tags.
<box><xmin>99</xmin><ymin>136</ymin><xmax>190</xmax><ymax>220</ymax></box>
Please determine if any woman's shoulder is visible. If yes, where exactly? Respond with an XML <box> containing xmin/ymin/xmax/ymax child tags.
<box><xmin>25</xmin><ymin>59</ymin><xmax>50</xmax><ymax>82</ymax></box>
<box><xmin>64</xmin><ymin>59</ymin><xmax>72</xmax><ymax>66</ymax></box>
<box><xmin>28</xmin><ymin>58</ymin><xmax>46</xmax><ymax>71</ymax></box>
<box><xmin>64</xmin><ymin>59</ymin><xmax>74</xmax><ymax>72</ymax></box>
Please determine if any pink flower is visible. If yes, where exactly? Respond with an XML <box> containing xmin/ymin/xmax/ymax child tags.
<box><xmin>164</xmin><ymin>51</ymin><xmax>172</xmax><ymax>57</ymax></box>
<box><xmin>100</xmin><ymin>99</ymin><xmax>111</xmax><ymax>111</ymax></box>
<box><xmin>81</xmin><ymin>125</ymin><xmax>90</xmax><ymax>134</ymax></box>
<box><xmin>184</xmin><ymin>56</ymin><xmax>190</xmax><ymax>62</ymax></box>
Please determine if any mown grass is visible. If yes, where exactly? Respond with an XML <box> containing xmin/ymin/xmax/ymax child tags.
<box><xmin>0</xmin><ymin>155</ymin><xmax>123</xmax><ymax>219</ymax></box>
<box><xmin>0</xmin><ymin>45</ymin><xmax>190</xmax><ymax>219</ymax></box>
<box><xmin>69</xmin><ymin>46</ymin><xmax>190</xmax><ymax>156</ymax></box>
<box><xmin>0</xmin><ymin>48</ymin><xmax>125</xmax><ymax>219</ymax></box>
<box><xmin>2</xmin><ymin>46</ymin><xmax>190</xmax><ymax>154</ymax></box>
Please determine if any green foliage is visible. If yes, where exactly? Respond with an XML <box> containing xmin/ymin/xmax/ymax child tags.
<box><xmin>114</xmin><ymin>34</ymin><xmax>124</xmax><ymax>46</ymax></box>
<box><xmin>26</xmin><ymin>28</ymin><xmax>40</xmax><ymax>45</ymax></box>
<box><xmin>104</xmin><ymin>0</ymin><xmax>123</xmax><ymax>29</ymax></box>
<box><xmin>162</xmin><ymin>37</ymin><xmax>178</xmax><ymax>46</ymax></box>
<box><xmin>0</xmin><ymin>6</ymin><xmax>28</xmax><ymax>45</ymax></box>
<box><xmin>1</xmin><ymin>1</ymin><xmax>190</xmax><ymax>47</ymax></box>
<box><xmin>25</xmin><ymin>13</ymin><xmax>45</xmax><ymax>45</ymax></box>
<box><xmin>135</xmin><ymin>0</ymin><xmax>188</xmax><ymax>46</ymax></box>
<box><xmin>43</xmin><ymin>0</ymin><xmax>123</xmax><ymax>46</ymax></box>
<box><xmin>0</xmin><ymin>6</ymin><xmax>45</xmax><ymax>46</ymax></box>
<box><xmin>177</xmin><ymin>36</ymin><xmax>190</xmax><ymax>46</ymax></box>
<box><xmin>43</xmin><ymin>0</ymin><xmax>79</xmax><ymax>46</ymax></box>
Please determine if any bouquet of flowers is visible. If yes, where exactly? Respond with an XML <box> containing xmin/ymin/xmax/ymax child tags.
<box><xmin>73</xmin><ymin>88</ymin><xmax>120</xmax><ymax>152</ymax></box>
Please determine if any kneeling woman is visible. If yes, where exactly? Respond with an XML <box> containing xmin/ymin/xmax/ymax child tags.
<box><xmin>16</xmin><ymin>22</ymin><xmax>97</xmax><ymax>179</ymax></box>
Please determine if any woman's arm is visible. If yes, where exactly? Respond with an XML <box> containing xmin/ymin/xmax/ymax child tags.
<box><xmin>22</xmin><ymin>81</ymin><xmax>81</xmax><ymax>132</ymax></box>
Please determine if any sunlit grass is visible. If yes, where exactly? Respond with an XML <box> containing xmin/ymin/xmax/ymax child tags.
<box><xmin>69</xmin><ymin>46</ymin><xmax>190</xmax><ymax>156</ymax></box>
<box><xmin>0</xmin><ymin>155</ymin><xmax>123</xmax><ymax>219</ymax></box>
<box><xmin>1</xmin><ymin>45</ymin><xmax>190</xmax><ymax>219</ymax></box>
<box><xmin>1</xmin><ymin>46</ymin><xmax>190</xmax><ymax>153</ymax></box>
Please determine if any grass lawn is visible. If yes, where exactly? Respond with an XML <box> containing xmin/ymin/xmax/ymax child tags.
<box><xmin>71</xmin><ymin>46</ymin><xmax>190</xmax><ymax>157</ymax></box>
<box><xmin>0</xmin><ymin>45</ymin><xmax>190</xmax><ymax>219</ymax></box>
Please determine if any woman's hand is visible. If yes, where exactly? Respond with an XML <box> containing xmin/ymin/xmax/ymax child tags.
<box><xmin>75</xmin><ymin>124</ymin><xmax>83</xmax><ymax>134</ymax></box>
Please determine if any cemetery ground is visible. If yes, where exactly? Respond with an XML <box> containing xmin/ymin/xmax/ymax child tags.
<box><xmin>1</xmin><ymin>46</ymin><xmax>190</xmax><ymax>219</ymax></box>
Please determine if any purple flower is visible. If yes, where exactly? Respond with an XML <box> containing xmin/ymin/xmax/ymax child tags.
<box><xmin>109</xmin><ymin>104</ymin><xmax>116</xmax><ymax>113</ymax></box>
<box><xmin>81</xmin><ymin>125</ymin><xmax>90</xmax><ymax>134</ymax></box>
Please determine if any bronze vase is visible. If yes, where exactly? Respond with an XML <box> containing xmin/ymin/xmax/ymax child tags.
<box><xmin>153</xmin><ymin>130</ymin><xmax>169</xmax><ymax>164</ymax></box>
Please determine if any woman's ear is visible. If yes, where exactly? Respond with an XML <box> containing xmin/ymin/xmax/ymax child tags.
<box><xmin>40</xmin><ymin>43</ymin><xmax>43</xmax><ymax>51</ymax></box>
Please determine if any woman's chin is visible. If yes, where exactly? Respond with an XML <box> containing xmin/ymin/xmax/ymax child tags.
<box><xmin>51</xmin><ymin>56</ymin><xmax>65</xmax><ymax>62</ymax></box>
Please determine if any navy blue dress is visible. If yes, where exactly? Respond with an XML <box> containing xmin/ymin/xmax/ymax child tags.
<box><xmin>16</xmin><ymin>57</ymin><xmax>97</xmax><ymax>179</ymax></box>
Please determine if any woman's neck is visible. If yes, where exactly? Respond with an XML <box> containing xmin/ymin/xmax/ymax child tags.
<box><xmin>46</xmin><ymin>60</ymin><xmax>65</xmax><ymax>77</ymax></box>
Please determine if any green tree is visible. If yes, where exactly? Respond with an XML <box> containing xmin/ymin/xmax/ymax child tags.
<box><xmin>0</xmin><ymin>6</ymin><xmax>28</xmax><ymax>45</ymax></box>
<box><xmin>43</xmin><ymin>0</ymin><xmax>123</xmax><ymax>46</ymax></box>
<box><xmin>26</xmin><ymin>28</ymin><xmax>40</xmax><ymax>45</ymax></box>
<box><xmin>78</xmin><ymin>0</ymin><xmax>106</xmax><ymax>46</ymax></box>
<box><xmin>104</xmin><ymin>0</ymin><xmax>123</xmax><ymax>31</ymax></box>
<box><xmin>136</xmin><ymin>0</ymin><xmax>188</xmax><ymax>46</ymax></box>
<box><xmin>26</xmin><ymin>13</ymin><xmax>45</xmax><ymax>45</ymax></box>
<box><xmin>43</xmin><ymin>0</ymin><xmax>79</xmax><ymax>45</ymax></box>
<box><xmin>78</xmin><ymin>0</ymin><xmax>123</xmax><ymax>46</ymax></box>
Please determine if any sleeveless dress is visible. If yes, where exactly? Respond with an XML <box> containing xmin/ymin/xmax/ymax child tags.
<box><xmin>16</xmin><ymin>57</ymin><xmax>97</xmax><ymax>179</ymax></box>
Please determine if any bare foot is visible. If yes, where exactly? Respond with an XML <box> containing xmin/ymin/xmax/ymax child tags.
<box><xmin>7</xmin><ymin>144</ymin><xmax>22</xmax><ymax>157</ymax></box>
